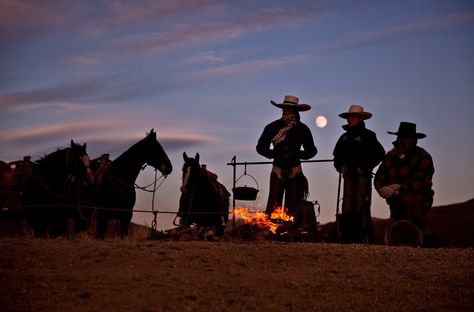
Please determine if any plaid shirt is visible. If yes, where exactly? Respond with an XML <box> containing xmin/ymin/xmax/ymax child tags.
<box><xmin>374</xmin><ymin>145</ymin><xmax>434</xmax><ymax>199</ymax></box>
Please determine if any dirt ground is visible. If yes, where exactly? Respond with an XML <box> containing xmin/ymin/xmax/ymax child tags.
<box><xmin>1</xmin><ymin>236</ymin><xmax>473</xmax><ymax>312</ymax></box>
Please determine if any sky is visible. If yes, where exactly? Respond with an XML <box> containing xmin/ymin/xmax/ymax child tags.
<box><xmin>1</xmin><ymin>0</ymin><xmax>473</xmax><ymax>231</ymax></box>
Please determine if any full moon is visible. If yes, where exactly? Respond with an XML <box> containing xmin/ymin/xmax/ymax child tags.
<box><xmin>315</xmin><ymin>115</ymin><xmax>327</xmax><ymax>128</ymax></box>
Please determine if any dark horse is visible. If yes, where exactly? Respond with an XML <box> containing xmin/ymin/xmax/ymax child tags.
<box><xmin>93</xmin><ymin>129</ymin><xmax>172</xmax><ymax>239</ymax></box>
<box><xmin>178</xmin><ymin>152</ymin><xmax>230</xmax><ymax>239</ymax></box>
<box><xmin>20</xmin><ymin>140</ymin><xmax>94</xmax><ymax>237</ymax></box>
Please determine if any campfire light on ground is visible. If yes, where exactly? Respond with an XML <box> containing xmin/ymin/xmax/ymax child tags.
<box><xmin>233</xmin><ymin>207</ymin><xmax>293</xmax><ymax>234</ymax></box>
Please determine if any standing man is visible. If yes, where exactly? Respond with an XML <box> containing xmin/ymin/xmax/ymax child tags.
<box><xmin>257</xmin><ymin>95</ymin><xmax>317</xmax><ymax>217</ymax></box>
<box><xmin>333</xmin><ymin>105</ymin><xmax>385</xmax><ymax>243</ymax></box>
<box><xmin>374</xmin><ymin>122</ymin><xmax>434</xmax><ymax>244</ymax></box>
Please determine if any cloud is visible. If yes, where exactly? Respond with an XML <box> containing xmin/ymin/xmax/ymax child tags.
<box><xmin>0</xmin><ymin>80</ymin><xmax>106</xmax><ymax>109</ymax></box>
<box><xmin>94</xmin><ymin>4</ymin><xmax>325</xmax><ymax>57</ymax></box>
<box><xmin>0</xmin><ymin>0</ymin><xmax>223</xmax><ymax>43</ymax></box>
<box><xmin>0</xmin><ymin>0</ymin><xmax>82</xmax><ymax>43</ymax></box>
<box><xmin>1</xmin><ymin>51</ymin><xmax>307</xmax><ymax>113</ymax></box>
<box><xmin>0</xmin><ymin>72</ymin><xmax>182</xmax><ymax>111</ymax></box>
<box><xmin>0</xmin><ymin>118</ymin><xmax>219</xmax><ymax>161</ymax></box>
<box><xmin>192</xmin><ymin>54</ymin><xmax>305</xmax><ymax>80</ymax></box>
<box><xmin>319</xmin><ymin>11</ymin><xmax>474</xmax><ymax>53</ymax></box>
<box><xmin>82</xmin><ymin>0</ymin><xmax>224</xmax><ymax>37</ymax></box>
<box><xmin>68</xmin><ymin>132</ymin><xmax>217</xmax><ymax>158</ymax></box>
<box><xmin>181</xmin><ymin>51</ymin><xmax>225</xmax><ymax>65</ymax></box>
<box><xmin>1</xmin><ymin>123</ymin><xmax>110</xmax><ymax>146</ymax></box>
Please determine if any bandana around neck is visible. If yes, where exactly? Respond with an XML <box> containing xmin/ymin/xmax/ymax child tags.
<box><xmin>272</xmin><ymin>115</ymin><xmax>298</xmax><ymax>145</ymax></box>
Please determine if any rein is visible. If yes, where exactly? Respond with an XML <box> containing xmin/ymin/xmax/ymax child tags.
<box><xmin>134</xmin><ymin>169</ymin><xmax>167</xmax><ymax>192</ymax></box>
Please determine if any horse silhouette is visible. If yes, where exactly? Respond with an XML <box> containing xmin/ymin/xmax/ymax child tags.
<box><xmin>93</xmin><ymin>129</ymin><xmax>172</xmax><ymax>239</ymax></box>
<box><xmin>178</xmin><ymin>152</ymin><xmax>230</xmax><ymax>239</ymax></box>
<box><xmin>18</xmin><ymin>140</ymin><xmax>94</xmax><ymax>237</ymax></box>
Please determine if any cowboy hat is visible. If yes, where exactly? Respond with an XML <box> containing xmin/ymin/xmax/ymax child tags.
<box><xmin>339</xmin><ymin>105</ymin><xmax>372</xmax><ymax>119</ymax></box>
<box><xmin>388</xmin><ymin>122</ymin><xmax>426</xmax><ymax>139</ymax></box>
<box><xmin>271</xmin><ymin>95</ymin><xmax>311</xmax><ymax>111</ymax></box>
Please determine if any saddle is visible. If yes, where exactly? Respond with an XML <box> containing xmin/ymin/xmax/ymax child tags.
<box><xmin>0</xmin><ymin>156</ymin><xmax>33</xmax><ymax>191</ymax></box>
<box><xmin>0</xmin><ymin>157</ymin><xmax>33</xmax><ymax>212</ymax></box>
<box><xmin>201</xmin><ymin>166</ymin><xmax>230</xmax><ymax>208</ymax></box>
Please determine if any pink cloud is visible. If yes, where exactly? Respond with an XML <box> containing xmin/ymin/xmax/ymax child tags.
<box><xmin>193</xmin><ymin>54</ymin><xmax>305</xmax><ymax>79</ymax></box>
<box><xmin>97</xmin><ymin>5</ymin><xmax>324</xmax><ymax>56</ymax></box>
<box><xmin>0</xmin><ymin>0</ymin><xmax>81</xmax><ymax>41</ymax></box>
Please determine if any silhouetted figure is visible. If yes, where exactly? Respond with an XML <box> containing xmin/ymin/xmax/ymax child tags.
<box><xmin>257</xmin><ymin>95</ymin><xmax>317</xmax><ymax>216</ymax></box>
<box><xmin>333</xmin><ymin>105</ymin><xmax>385</xmax><ymax>243</ymax></box>
<box><xmin>374</xmin><ymin>122</ymin><xmax>434</xmax><ymax>245</ymax></box>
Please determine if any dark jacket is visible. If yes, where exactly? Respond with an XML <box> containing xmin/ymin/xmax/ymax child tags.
<box><xmin>333</xmin><ymin>122</ymin><xmax>385</xmax><ymax>176</ymax></box>
<box><xmin>256</xmin><ymin>119</ymin><xmax>317</xmax><ymax>169</ymax></box>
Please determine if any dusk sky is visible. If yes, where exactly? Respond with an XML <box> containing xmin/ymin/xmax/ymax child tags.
<box><xmin>1</xmin><ymin>0</ymin><xmax>473</xmax><ymax>230</ymax></box>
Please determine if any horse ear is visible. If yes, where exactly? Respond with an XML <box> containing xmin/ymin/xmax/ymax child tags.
<box><xmin>83</xmin><ymin>143</ymin><xmax>87</xmax><ymax>149</ymax></box>
<box><xmin>183</xmin><ymin>152</ymin><xmax>188</xmax><ymax>161</ymax></box>
<box><xmin>195</xmin><ymin>153</ymin><xmax>200</xmax><ymax>163</ymax></box>
<box><xmin>71</xmin><ymin>139</ymin><xmax>75</xmax><ymax>147</ymax></box>
<box><xmin>149</xmin><ymin>129</ymin><xmax>156</xmax><ymax>138</ymax></box>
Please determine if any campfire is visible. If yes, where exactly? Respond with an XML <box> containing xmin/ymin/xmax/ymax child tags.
<box><xmin>233</xmin><ymin>206</ymin><xmax>321</xmax><ymax>241</ymax></box>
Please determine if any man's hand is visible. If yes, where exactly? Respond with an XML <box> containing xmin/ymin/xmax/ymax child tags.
<box><xmin>388</xmin><ymin>184</ymin><xmax>401</xmax><ymax>195</ymax></box>
<box><xmin>377</xmin><ymin>186</ymin><xmax>394</xmax><ymax>198</ymax></box>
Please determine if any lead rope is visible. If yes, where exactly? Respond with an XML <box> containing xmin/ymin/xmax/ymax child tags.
<box><xmin>151</xmin><ymin>169</ymin><xmax>158</xmax><ymax>231</ymax></box>
<box><xmin>148</xmin><ymin>169</ymin><xmax>171</xmax><ymax>240</ymax></box>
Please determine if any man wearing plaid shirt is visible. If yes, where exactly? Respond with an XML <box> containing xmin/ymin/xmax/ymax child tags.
<box><xmin>375</xmin><ymin>122</ymin><xmax>434</xmax><ymax>241</ymax></box>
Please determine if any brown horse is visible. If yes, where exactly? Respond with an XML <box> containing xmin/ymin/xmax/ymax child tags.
<box><xmin>93</xmin><ymin>129</ymin><xmax>172</xmax><ymax>239</ymax></box>
<box><xmin>178</xmin><ymin>152</ymin><xmax>230</xmax><ymax>239</ymax></box>
<box><xmin>17</xmin><ymin>141</ymin><xmax>93</xmax><ymax>237</ymax></box>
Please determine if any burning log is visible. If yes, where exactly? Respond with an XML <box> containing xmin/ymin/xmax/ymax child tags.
<box><xmin>233</xmin><ymin>206</ymin><xmax>322</xmax><ymax>242</ymax></box>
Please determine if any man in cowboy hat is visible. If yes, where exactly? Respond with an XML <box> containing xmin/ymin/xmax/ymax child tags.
<box><xmin>333</xmin><ymin>105</ymin><xmax>385</xmax><ymax>243</ymax></box>
<box><xmin>374</xmin><ymin>122</ymin><xmax>435</xmax><ymax>244</ymax></box>
<box><xmin>257</xmin><ymin>95</ymin><xmax>317</xmax><ymax>216</ymax></box>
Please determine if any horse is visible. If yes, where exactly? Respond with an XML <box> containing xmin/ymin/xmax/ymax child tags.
<box><xmin>93</xmin><ymin>129</ymin><xmax>172</xmax><ymax>239</ymax></box>
<box><xmin>178</xmin><ymin>152</ymin><xmax>230</xmax><ymax>239</ymax></box>
<box><xmin>19</xmin><ymin>140</ymin><xmax>94</xmax><ymax>237</ymax></box>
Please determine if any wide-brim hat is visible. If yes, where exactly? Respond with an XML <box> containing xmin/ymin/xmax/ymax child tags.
<box><xmin>388</xmin><ymin>122</ymin><xmax>426</xmax><ymax>139</ymax></box>
<box><xmin>271</xmin><ymin>95</ymin><xmax>311</xmax><ymax>111</ymax></box>
<box><xmin>339</xmin><ymin>105</ymin><xmax>372</xmax><ymax>119</ymax></box>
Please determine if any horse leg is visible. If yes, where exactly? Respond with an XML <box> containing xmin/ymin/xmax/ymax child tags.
<box><xmin>119</xmin><ymin>211</ymin><xmax>132</xmax><ymax>238</ymax></box>
<box><xmin>50</xmin><ymin>206</ymin><xmax>69</xmax><ymax>237</ymax></box>
<box><xmin>75</xmin><ymin>217</ymin><xmax>89</xmax><ymax>234</ymax></box>
<box><xmin>178</xmin><ymin>194</ymin><xmax>192</xmax><ymax>226</ymax></box>
<box><xmin>96</xmin><ymin>213</ymin><xmax>108</xmax><ymax>239</ymax></box>
<box><xmin>31</xmin><ymin>217</ymin><xmax>48</xmax><ymax>238</ymax></box>
<box><xmin>26</xmin><ymin>207</ymin><xmax>49</xmax><ymax>238</ymax></box>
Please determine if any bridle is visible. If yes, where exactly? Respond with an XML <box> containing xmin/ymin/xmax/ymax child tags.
<box><xmin>65</xmin><ymin>147</ymin><xmax>93</xmax><ymax>186</ymax></box>
<box><xmin>181</xmin><ymin>160</ymin><xmax>200</xmax><ymax>195</ymax></box>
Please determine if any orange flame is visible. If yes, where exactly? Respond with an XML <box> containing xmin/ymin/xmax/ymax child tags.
<box><xmin>233</xmin><ymin>207</ymin><xmax>294</xmax><ymax>234</ymax></box>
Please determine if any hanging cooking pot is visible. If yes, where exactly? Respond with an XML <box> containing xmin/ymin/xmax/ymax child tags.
<box><xmin>232</xmin><ymin>166</ymin><xmax>259</xmax><ymax>201</ymax></box>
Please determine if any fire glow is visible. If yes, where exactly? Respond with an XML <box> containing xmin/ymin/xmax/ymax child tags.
<box><xmin>233</xmin><ymin>207</ymin><xmax>294</xmax><ymax>234</ymax></box>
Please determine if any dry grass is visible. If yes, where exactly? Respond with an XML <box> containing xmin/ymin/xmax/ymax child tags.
<box><xmin>1</xmin><ymin>235</ymin><xmax>473</xmax><ymax>312</ymax></box>
<box><xmin>1</xmin><ymin>199</ymin><xmax>473</xmax><ymax>311</ymax></box>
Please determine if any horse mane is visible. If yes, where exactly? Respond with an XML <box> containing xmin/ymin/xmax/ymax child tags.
<box><xmin>37</xmin><ymin>147</ymin><xmax>70</xmax><ymax>165</ymax></box>
<box><xmin>113</xmin><ymin>132</ymin><xmax>153</xmax><ymax>163</ymax></box>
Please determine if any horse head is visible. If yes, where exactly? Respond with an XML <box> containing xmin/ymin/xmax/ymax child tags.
<box><xmin>181</xmin><ymin>152</ymin><xmax>201</xmax><ymax>194</ymax></box>
<box><xmin>142</xmin><ymin>129</ymin><xmax>173</xmax><ymax>176</ymax></box>
<box><xmin>69</xmin><ymin>139</ymin><xmax>94</xmax><ymax>185</ymax></box>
